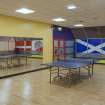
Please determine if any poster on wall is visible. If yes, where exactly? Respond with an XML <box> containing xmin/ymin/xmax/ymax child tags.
<box><xmin>32</xmin><ymin>40</ymin><xmax>43</xmax><ymax>55</ymax></box>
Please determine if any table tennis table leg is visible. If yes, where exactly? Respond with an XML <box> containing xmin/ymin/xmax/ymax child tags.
<box><xmin>68</xmin><ymin>69</ymin><xmax>72</xmax><ymax>86</ymax></box>
<box><xmin>10</xmin><ymin>57</ymin><xmax>14</xmax><ymax>67</ymax></box>
<box><xmin>49</xmin><ymin>67</ymin><xmax>52</xmax><ymax>83</ymax></box>
<box><xmin>6</xmin><ymin>58</ymin><xmax>9</xmax><ymax>68</ymax></box>
<box><xmin>92</xmin><ymin>63</ymin><xmax>94</xmax><ymax>76</ymax></box>
<box><xmin>26</xmin><ymin>56</ymin><xmax>28</xmax><ymax>65</ymax></box>
<box><xmin>57</xmin><ymin>67</ymin><xmax>63</xmax><ymax>80</ymax></box>
<box><xmin>57</xmin><ymin>67</ymin><xmax>60</xmax><ymax>78</ymax></box>
<box><xmin>17</xmin><ymin>57</ymin><xmax>21</xmax><ymax>66</ymax></box>
<box><xmin>49</xmin><ymin>66</ymin><xmax>60</xmax><ymax>83</ymax></box>
<box><xmin>10</xmin><ymin>57</ymin><xmax>12</xmax><ymax>64</ymax></box>
<box><xmin>78</xmin><ymin>68</ymin><xmax>81</xmax><ymax>79</ymax></box>
<box><xmin>88</xmin><ymin>66</ymin><xmax>91</xmax><ymax>78</ymax></box>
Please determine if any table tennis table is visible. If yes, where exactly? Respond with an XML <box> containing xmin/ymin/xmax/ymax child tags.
<box><xmin>76</xmin><ymin>53</ymin><xmax>105</xmax><ymax>60</ymax></box>
<box><xmin>0</xmin><ymin>53</ymin><xmax>32</xmax><ymax>68</ymax></box>
<box><xmin>43</xmin><ymin>58</ymin><xmax>94</xmax><ymax>83</ymax></box>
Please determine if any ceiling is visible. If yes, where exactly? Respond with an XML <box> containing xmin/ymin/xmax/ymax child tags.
<box><xmin>0</xmin><ymin>0</ymin><xmax>105</xmax><ymax>28</ymax></box>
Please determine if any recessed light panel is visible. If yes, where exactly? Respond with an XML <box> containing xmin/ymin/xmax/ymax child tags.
<box><xmin>16</xmin><ymin>8</ymin><xmax>35</xmax><ymax>14</ymax></box>
<box><xmin>58</xmin><ymin>27</ymin><xmax>62</xmax><ymax>31</ymax></box>
<box><xmin>67</xmin><ymin>4</ymin><xmax>77</xmax><ymax>10</ymax></box>
<box><xmin>74</xmin><ymin>24</ymin><xmax>84</xmax><ymax>27</ymax></box>
<box><xmin>53</xmin><ymin>18</ymin><xmax>66</xmax><ymax>22</ymax></box>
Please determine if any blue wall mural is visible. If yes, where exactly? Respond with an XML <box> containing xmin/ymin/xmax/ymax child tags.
<box><xmin>53</xmin><ymin>25</ymin><xmax>74</xmax><ymax>40</ymax></box>
<box><xmin>53</xmin><ymin>25</ymin><xmax>74</xmax><ymax>60</ymax></box>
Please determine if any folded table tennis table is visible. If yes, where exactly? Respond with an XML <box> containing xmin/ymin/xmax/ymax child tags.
<box><xmin>0</xmin><ymin>53</ymin><xmax>32</xmax><ymax>68</ymax></box>
<box><xmin>43</xmin><ymin>58</ymin><xmax>95</xmax><ymax>83</ymax></box>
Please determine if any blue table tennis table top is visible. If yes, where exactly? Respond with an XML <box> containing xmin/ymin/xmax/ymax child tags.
<box><xmin>45</xmin><ymin>58</ymin><xmax>94</xmax><ymax>69</ymax></box>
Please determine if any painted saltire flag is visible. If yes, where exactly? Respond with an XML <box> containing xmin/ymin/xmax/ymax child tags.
<box><xmin>76</xmin><ymin>39</ymin><xmax>88</xmax><ymax>54</ymax></box>
<box><xmin>76</xmin><ymin>39</ymin><xmax>105</xmax><ymax>56</ymax></box>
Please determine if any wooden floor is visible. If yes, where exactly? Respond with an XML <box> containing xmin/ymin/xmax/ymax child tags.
<box><xmin>0</xmin><ymin>64</ymin><xmax>105</xmax><ymax>105</ymax></box>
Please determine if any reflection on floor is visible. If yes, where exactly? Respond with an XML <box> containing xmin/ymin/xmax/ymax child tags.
<box><xmin>0</xmin><ymin>58</ymin><xmax>44</xmax><ymax>77</ymax></box>
<box><xmin>0</xmin><ymin>64</ymin><xmax>105</xmax><ymax>105</ymax></box>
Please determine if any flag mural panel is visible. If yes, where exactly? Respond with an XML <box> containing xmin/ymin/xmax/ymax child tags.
<box><xmin>76</xmin><ymin>38</ymin><xmax>105</xmax><ymax>57</ymax></box>
<box><xmin>15</xmin><ymin>38</ymin><xmax>43</xmax><ymax>58</ymax></box>
<box><xmin>53</xmin><ymin>25</ymin><xmax>74</xmax><ymax>61</ymax></box>
<box><xmin>101</xmin><ymin>39</ymin><xmax>105</xmax><ymax>51</ymax></box>
<box><xmin>76</xmin><ymin>39</ymin><xmax>88</xmax><ymax>55</ymax></box>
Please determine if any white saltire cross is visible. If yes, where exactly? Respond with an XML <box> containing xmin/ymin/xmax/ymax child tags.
<box><xmin>76</xmin><ymin>39</ymin><xmax>105</xmax><ymax>55</ymax></box>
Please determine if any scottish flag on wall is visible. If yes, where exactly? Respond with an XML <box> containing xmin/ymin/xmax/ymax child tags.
<box><xmin>76</xmin><ymin>38</ymin><xmax>105</xmax><ymax>57</ymax></box>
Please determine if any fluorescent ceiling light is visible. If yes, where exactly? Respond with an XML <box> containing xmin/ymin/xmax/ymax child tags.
<box><xmin>74</xmin><ymin>24</ymin><xmax>84</xmax><ymax>27</ymax></box>
<box><xmin>53</xmin><ymin>18</ymin><xmax>66</xmax><ymax>22</ymax></box>
<box><xmin>67</xmin><ymin>4</ymin><xmax>77</xmax><ymax>10</ymax></box>
<box><xmin>16</xmin><ymin>8</ymin><xmax>35</xmax><ymax>14</ymax></box>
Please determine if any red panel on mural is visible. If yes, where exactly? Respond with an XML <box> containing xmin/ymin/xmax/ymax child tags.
<box><xmin>15</xmin><ymin>48</ymin><xmax>24</xmax><ymax>51</ymax></box>
<box><xmin>15</xmin><ymin>41</ymin><xmax>24</xmax><ymax>46</ymax></box>
<box><xmin>26</xmin><ymin>41</ymin><xmax>31</xmax><ymax>46</ymax></box>
<box><xmin>53</xmin><ymin>39</ymin><xmax>65</xmax><ymax>61</ymax></box>
<box><xmin>26</xmin><ymin>48</ymin><xmax>31</xmax><ymax>51</ymax></box>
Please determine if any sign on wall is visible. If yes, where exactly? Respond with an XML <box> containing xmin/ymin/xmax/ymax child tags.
<box><xmin>32</xmin><ymin>40</ymin><xmax>43</xmax><ymax>55</ymax></box>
